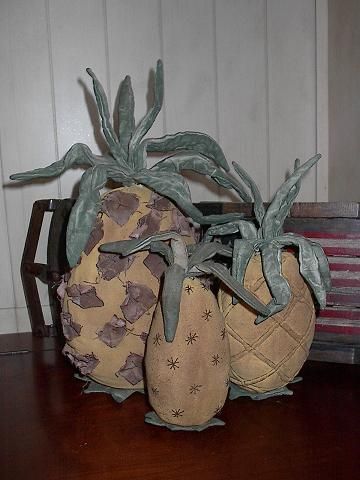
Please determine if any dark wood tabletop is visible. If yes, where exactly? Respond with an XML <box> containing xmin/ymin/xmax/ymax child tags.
<box><xmin>1</xmin><ymin>333</ymin><xmax>359</xmax><ymax>480</ymax></box>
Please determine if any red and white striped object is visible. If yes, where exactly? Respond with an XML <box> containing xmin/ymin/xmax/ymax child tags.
<box><xmin>285</xmin><ymin>229</ymin><xmax>360</xmax><ymax>336</ymax></box>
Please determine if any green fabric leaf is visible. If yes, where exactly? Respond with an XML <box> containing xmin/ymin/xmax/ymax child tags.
<box><xmin>231</xmin><ymin>239</ymin><xmax>255</xmax><ymax>305</ymax></box>
<box><xmin>287</xmin><ymin>158</ymin><xmax>301</xmax><ymax>203</ymax></box>
<box><xmin>262</xmin><ymin>154</ymin><xmax>321</xmax><ymax>239</ymax></box>
<box><xmin>66</xmin><ymin>166</ymin><xmax>108</xmax><ymax>267</ymax></box>
<box><xmin>144</xmin><ymin>131</ymin><xmax>230</xmax><ymax>172</ymax></box>
<box><xmin>232</xmin><ymin>239</ymin><xmax>254</xmax><ymax>284</ymax></box>
<box><xmin>229</xmin><ymin>382</ymin><xmax>294</xmax><ymax>400</ymax></box>
<box><xmin>86</xmin><ymin>68</ymin><xmax>126</xmax><ymax>162</ymax></box>
<box><xmin>129</xmin><ymin>60</ymin><xmax>164</xmax><ymax>168</ymax></box>
<box><xmin>144</xmin><ymin>411</ymin><xmax>225</xmax><ymax>430</ymax></box>
<box><xmin>197</xmin><ymin>260</ymin><xmax>270</xmax><ymax>316</ymax></box>
<box><xmin>152</xmin><ymin>154</ymin><xmax>251</xmax><ymax>201</ymax></box>
<box><xmin>161</xmin><ymin>264</ymin><xmax>186</xmax><ymax>342</ymax></box>
<box><xmin>118</xmin><ymin>75</ymin><xmax>135</xmax><ymax>152</ymax></box>
<box><xmin>310</xmin><ymin>240</ymin><xmax>331</xmax><ymax>292</ymax></box>
<box><xmin>232</xmin><ymin>161</ymin><xmax>265</xmax><ymax>225</ymax></box>
<box><xmin>188</xmin><ymin>242</ymin><xmax>232</xmax><ymax>270</ymax></box>
<box><xmin>79</xmin><ymin>377</ymin><xmax>143</xmax><ymax>403</ymax></box>
<box><xmin>275</xmin><ymin>233</ymin><xmax>329</xmax><ymax>308</ymax></box>
<box><xmin>205</xmin><ymin>221</ymin><xmax>257</xmax><ymax>242</ymax></box>
<box><xmin>149</xmin><ymin>241</ymin><xmax>174</xmax><ymax>265</ymax></box>
<box><xmin>10</xmin><ymin>143</ymin><xmax>101</xmax><ymax>181</ymax></box>
<box><xmin>105</xmin><ymin>163</ymin><xmax>134</xmax><ymax>185</ymax></box>
<box><xmin>134</xmin><ymin>170</ymin><xmax>246</xmax><ymax>226</ymax></box>
<box><xmin>100</xmin><ymin>231</ymin><xmax>183</xmax><ymax>257</ymax></box>
<box><xmin>255</xmin><ymin>243</ymin><xmax>292</xmax><ymax>324</ymax></box>
<box><xmin>273</xmin><ymin>159</ymin><xmax>301</xmax><ymax>236</ymax></box>
<box><xmin>267</xmin><ymin>158</ymin><xmax>302</xmax><ymax>237</ymax></box>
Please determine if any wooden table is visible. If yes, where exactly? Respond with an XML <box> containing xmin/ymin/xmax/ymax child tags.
<box><xmin>1</xmin><ymin>333</ymin><xmax>359</xmax><ymax>480</ymax></box>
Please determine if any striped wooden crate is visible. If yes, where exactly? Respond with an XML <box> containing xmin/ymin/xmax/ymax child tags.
<box><xmin>197</xmin><ymin>201</ymin><xmax>360</xmax><ymax>364</ymax></box>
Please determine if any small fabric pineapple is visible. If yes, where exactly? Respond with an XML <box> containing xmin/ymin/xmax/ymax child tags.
<box><xmin>101</xmin><ymin>232</ymin><xmax>269</xmax><ymax>429</ymax></box>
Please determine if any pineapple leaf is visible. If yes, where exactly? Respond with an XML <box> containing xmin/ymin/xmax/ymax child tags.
<box><xmin>104</xmin><ymin>163</ymin><xmax>135</xmax><ymax>186</ymax></box>
<box><xmin>100</xmin><ymin>231</ymin><xmax>182</xmax><ymax>258</ymax></box>
<box><xmin>231</xmin><ymin>239</ymin><xmax>255</xmax><ymax>305</ymax></box>
<box><xmin>161</xmin><ymin>263</ymin><xmax>186</xmax><ymax>342</ymax></box>
<box><xmin>152</xmin><ymin>153</ymin><xmax>251</xmax><ymax>201</ymax></box>
<box><xmin>255</xmin><ymin>242</ymin><xmax>292</xmax><ymax>324</ymax></box>
<box><xmin>267</xmin><ymin>158</ymin><xmax>302</xmax><ymax>237</ymax></box>
<box><xmin>310</xmin><ymin>240</ymin><xmax>331</xmax><ymax>292</ymax></box>
<box><xmin>118</xmin><ymin>75</ymin><xmax>135</xmax><ymax>152</ymax></box>
<box><xmin>149</xmin><ymin>241</ymin><xmax>174</xmax><ymax>265</ymax></box>
<box><xmin>129</xmin><ymin>59</ymin><xmax>164</xmax><ymax>167</ymax></box>
<box><xmin>145</xmin><ymin>131</ymin><xmax>230</xmax><ymax>172</ymax></box>
<box><xmin>288</xmin><ymin>158</ymin><xmax>301</xmax><ymax>202</ymax></box>
<box><xmin>188</xmin><ymin>242</ymin><xmax>232</xmax><ymax>270</ymax></box>
<box><xmin>86</xmin><ymin>68</ymin><xmax>127</xmax><ymax>162</ymax></box>
<box><xmin>10</xmin><ymin>143</ymin><xmax>102</xmax><ymax>181</ymax></box>
<box><xmin>254</xmin><ymin>299</ymin><xmax>285</xmax><ymax>325</ymax></box>
<box><xmin>275</xmin><ymin>233</ymin><xmax>329</xmax><ymax>308</ymax></box>
<box><xmin>66</xmin><ymin>165</ymin><xmax>108</xmax><ymax>267</ymax></box>
<box><xmin>232</xmin><ymin>161</ymin><xmax>265</xmax><ymax>225</ymax></box>
<box><xmin>262</xmin><ymin>154</ymin><xmax>321</xmax><ymax>239</ymax></box>
<box><xmin>197</xmin><ymin>260</ymin><xmax>270</xmax><ymax>316</ymax></box>
<box><xmin>134</xmin><ymin>170</ymin><xmax>246</xmax><ymax>226</ymax></box>
<box><xmin>232</xmin><ymin>240</ymin><xmax>254</xmax><ymax>283</ymax></box>
<box><xmin>204</xmin><ymin>221</ymin><xmax>257</xmax><ymax>242</ymax></box>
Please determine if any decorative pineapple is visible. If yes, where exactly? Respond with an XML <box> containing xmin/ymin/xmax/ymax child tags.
<box><xmin>59</xmin><ymin>186</ymin><xmax>195</xmax><ymax>390</ymax></box>
<box><xmin>11</xmin><ymin>60</ymin><xmax>249</xmax><ymax>392</ymax></box>
<box><xmin>101</xmin><ymin>232</ymin><xmax>270</xmax><ymax>429</ymax></box>
<box><xmin>207</xmin><ymin>155</ymin><xmax>331</xmax><ymax>397</ymax></box>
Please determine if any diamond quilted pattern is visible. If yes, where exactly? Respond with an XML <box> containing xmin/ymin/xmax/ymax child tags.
<box><xmin>221</xmin><ymin>252</ymin><xmax>316</xmax><ymax>393</ymax></box>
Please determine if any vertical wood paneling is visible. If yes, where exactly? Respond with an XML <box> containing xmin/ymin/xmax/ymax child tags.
<box><xmin>0</xmin><ymin>2</ymin><xmax>19</xmax><ymax>333</ymax></box>
<box><xmin>215</xmin><ymin>0</ymin><xmax>268</xmax><ymax>200</ymax></box>
<box><xmin>0</xmin><ymin>135</ymin><xmax>17</xmax><ymax>333</ymax></box>
<box><xmin>0</xmin><ymin>0</ymin><xmax>327</xmax><ymax>333</ymax></box>
<box><xmin>48</xmin><ymin>0</ymin><xmax>108</xmax><ymax>199</ymax></box>
<box><xmin>316</xmin><ymin>0</ymin><xmax>329</xmax><ymax>201</ymax></box>
<box><xmin>0</xmin><ymin>0</ymin><xmax>59</xmax><ymax>332</ymax></box>
<box><xmin>161</xmin><ymin>0</ymin><xmax>219</xmax><ymax>202</ymax></box>
<box><xmin>328</xmin><ymin>0</ymin><xmax>360</xmax><ymax>202</ymax></box>
<box><xmin>267</xmin><ymin>0</ymin><xmax>317</xmax><ymax>201</ymax></box>
<box><xmin>0</xmin><ymin>182</ymin><xmax>17</xmax><ymax>331</ymax></box>
<box><xmin>106</xmin><ymin>0</ymin><xmax>163</xmax><ymax>164</ymax></box>
<box><xmin>0</xmin><ymin>5</ymin><xmax>18</xmax><ymax>325</ymax></box>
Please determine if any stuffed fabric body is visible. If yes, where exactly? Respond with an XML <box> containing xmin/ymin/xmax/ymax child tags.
<box><xmin>61</xmin><ymin>185</ymin><xmax>194</xmax><ymax>388</ymax></box>
<box><xmin>219</xmin><ymin>252</ymin><xmax>315</xmax><ymax>393</ymax></box>
<box><xmin>146</xmin><ymin>277</ymin><xmax>230</xmax><ymax>427</ymax></box>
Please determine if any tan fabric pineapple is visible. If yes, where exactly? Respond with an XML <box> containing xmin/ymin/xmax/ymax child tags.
<box><xmin>101</xmin><ymin>232</ymin><xmax>269</xmax><ymax>428</ymax></box>
<box><xmin>61</xmin><ymin>186</ymin><xmax>194</xmax><ymax>388</ymax></box>
<box><xmin>219</xmin><ymin>252</ymin><xmax>315</xmax><ymax>393</ymax></box>
<box><xmin>207</xmin><ymin>156</ymin><xmax>331</xmax><ymax>397</ymax></box>
<box><xmin>146</xmin><ymin>277</ymin><xmax>230</xmax><ymax>426</ymax></box>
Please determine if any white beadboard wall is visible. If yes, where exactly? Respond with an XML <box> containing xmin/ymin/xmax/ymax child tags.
<box><xmin>0</xmin><ymin>0</ymin><xmax>328</xmax><ymax>334</ymax></box>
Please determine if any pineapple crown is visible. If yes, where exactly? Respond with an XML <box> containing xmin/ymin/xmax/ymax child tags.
<box><xmin>10</xmin><ymin>60</ymin><xmax>249</xmax><ymax>267</ymax></box>
<box><xmin>100</xmin><ymin>232</ymin><xmax>270</xmax><ymax>342</ymax></box>
<box><xmin>205</xmin><ymin>155</ymin><xmax>331</xmax><ymax>323</ymax></box>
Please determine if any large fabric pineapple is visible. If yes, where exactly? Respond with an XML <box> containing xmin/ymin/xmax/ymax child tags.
<box><xmin>60</xmin><ymin>186</ymin><xmax>195</xmax><ymax>388</ymax></box>
<box><xmin>207</xmin><ymin>156</ymin><xmax>331</xmax><ymax>395</ymax></box>
<box><xmin>11</xmin><ymin>60</ymin><xmax>247</xmax><ymax>390</ymax></box>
